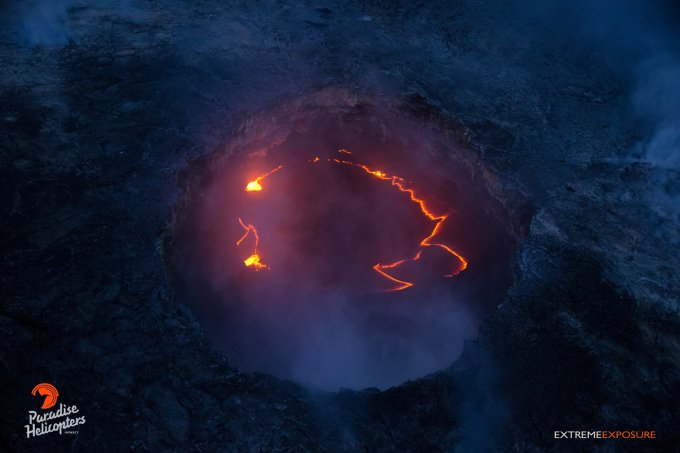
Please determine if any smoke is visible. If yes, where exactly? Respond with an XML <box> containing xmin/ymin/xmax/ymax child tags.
<box><xmin>581</xmin><ymin>1</ymin><xmax>680</xmax><ymax>221</ymax></box>
<box><xmin>525</xmin><ymin>0</ymin><xmax>680</xmax><ymax>221</ymax></box>
<box><xmin>289</xmin><ymin>292</ymin><xmax>477</xmax><ymax>390</ymax></box>
<box><xmin>233</xmin><ymin>285</ymin><xmax>479</xmax><ymax>391</ymax></box>
<box><xmin>8</xmin><ymin>0</ymin><xmax>145</xmax><ymax>47</ymax></box>
<box><xmin>15</xmin><ymin>0</ymin><xmax>72</xmax><ymax>46</ymax></box>
<box><xmin>454</xmin><ymin>352</ymin><xmax>508</xmax><ymax>453</ymax></box>
<box><xmin>452</xmin><ymin>1</ymin><xmax>680</xmax><ymax>449</ymax></box>
<box><xmin>632</xmin><ymin>54</ymin><xmax>680</xmax><ymax>221</ymax></box>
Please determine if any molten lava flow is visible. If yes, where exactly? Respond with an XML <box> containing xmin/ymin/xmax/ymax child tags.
<box><xmin>245</xmin><ymin>165</ymin><xmax>283</xmax><ymax>192</ymax></box>
<box><xmin>236</xmin><ymin>218</ymin><xmax>268</xmax><ymax>270</ymax></box>
<box><xmin>332</xmin><ymin>156</ymin><xmax>468</xmax><ymax>290</ymax></box>
<box><xmin>372</xmin><ymin>260</ymin><xmax>413</xmax><ymax>291</ymax></box>
<box><xmin>235</xmin><ymin>150</ymin><xmax>468</xmax><ymax>291</ymax></box>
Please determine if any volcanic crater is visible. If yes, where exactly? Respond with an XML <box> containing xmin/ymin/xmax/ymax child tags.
<box><xmin>165</xmin><ymin>88</ymin><xmax>529</xmax><ymax>390</ymax></box>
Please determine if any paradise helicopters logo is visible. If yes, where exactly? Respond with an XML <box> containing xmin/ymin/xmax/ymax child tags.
<box><xmin>25</xmin><ymin>383</ymin><xmax>86</xmax><ymax>438</ymax></box>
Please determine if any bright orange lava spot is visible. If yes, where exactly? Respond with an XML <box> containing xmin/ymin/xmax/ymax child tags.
<box><xmin>246</xmin><ymin>180</ymin><xmax>262</xmax><ymax>191</ymax></box>
<box><xmin>244</xmin><ymin>254</ymin><xmax>264</xmax><ymax>268</ymax></box>
<box><xmin>235</xmin><ymin>151</ymin><xmax>468</xmax><ymax>291</ymax></box>
<box><xmin>245</xmin><ymin>165</ymin><xmax>283</xmax><ymax>192</ymax></box>
<box><xmin>236</xmin><ymin>218</ymin><xmax>268</xmax><ymax>270</ymax></box>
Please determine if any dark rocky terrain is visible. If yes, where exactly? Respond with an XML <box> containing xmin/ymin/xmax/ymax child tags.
<box><xmin>1</xmin><ymin>1</ymin><xmax>679</xmax><ymax>451</ymax></box>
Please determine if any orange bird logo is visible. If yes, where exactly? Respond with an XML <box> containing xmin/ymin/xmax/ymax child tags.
<box><xmin>31</xmin><ymin>383</ymin><xmax>59</xmax><ymax>410</ymax></box>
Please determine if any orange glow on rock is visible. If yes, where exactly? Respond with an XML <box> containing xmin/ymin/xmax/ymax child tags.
<box><xmin>245</xmin><ymin>165</ymin><xmax>283</xmax><ymax>192</ymax></box>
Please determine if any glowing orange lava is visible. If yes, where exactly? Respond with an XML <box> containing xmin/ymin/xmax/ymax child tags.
<box><xmin>372</xmin><ymin>260</ymin><xmax>413</xmax><ymax>291</ymax></box>
<box><xmin>236</xmin><ymin>218</ymin><xmax>268</xmax><ymax>270</ymax></box>
<box><xmin>331</xmin><ymin>156</ymin><xmax>468</xmax><ymax>290</ymax></box>
<box><xmin>235</xmin><ymin>151</ymin><xmax>468</xmax><ymax>291</ymax></box>
<box><xmin>245</xmin><ymin>165</ymin><xmax>283</xmax><ymax>192</ymax></box>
